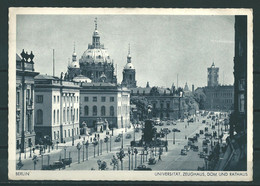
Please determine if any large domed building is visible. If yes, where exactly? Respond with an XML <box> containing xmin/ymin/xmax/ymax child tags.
<box><xmin>121</xmin><ymin>44</ymin><xmax>137</xmax><ymax>88</ymax></box>
<box><xmin>67</xmin><ymin>18</ymin><xmax>117</xmax><ymax>84</ymax></box>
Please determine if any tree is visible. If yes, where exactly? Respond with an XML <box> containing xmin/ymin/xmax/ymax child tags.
<box><xmin>150</xmin><ymin>87</ymin><xmax>160</xmax><ymax>96</ymax></box>
<box><xmin>194</xmin><ymin>88</ymin><xmax>206</xmax><ymax>109</ymax></box>
<box><xmin>130</xmin><ymin>96</ymin><xmax>149</xmax><ymax>121</ymax></box>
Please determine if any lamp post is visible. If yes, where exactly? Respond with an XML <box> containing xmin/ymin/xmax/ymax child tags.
<box><xmin>134</xmin><ymin>148</ymin><xmax>138</xmax><ymax>168</ymax></box>
<box><xmin>29</xmin><ymin>142</ymin><xmax>32</xmax><ymax>158</ymax></box>
<box><xmin>72</xmin><ymin>115</ymin><xmax>75</xmax><ymax>146</ymax></box>
<box><xmin>128</xmin><ymin>147</ymin><xmax>131</xmax><ymax>170</ymax></box>
<box><xmin>121</xmin><ymin>131</ymin><xmax>124</xmax><ymax>149</ymax></box>
<box><xmin>97</xmin><ymin>135</ymin><xmax>100</xmax><ymax>156</ymax></box>
<box><xmin>85</xmin><ymin>140</ymin><xmax>89</xmax><ymax>160</ymax></box>
<box><xmin>64</xmin><ymin>146</ymin><xmax>67</xmax><ymax>159</ymax></box>
<box><xmin>131</xmin><ymin>147</ymin><xmax>134</xmax><ymax>170</ymax></box>
<box><xmin>76</xmin><ymin>142</ymin><xmax>81</xmax><ymax>164</ymax></box>
<box><xmin>100</xmin><ymin>139</ymin><xmax>103</xmax><ymax>155</ymax></box>
<box><xmin>110</xmin><ymin>134</ymin><xmax>112</xmax><ymax>152</ymax></box>
<box><xmin>24</xmin><ymin>141</ymin><xmax>27</xmax><ymax>159</ymax></box>
<box><xmin>82</xmin><ymin>140</ymin><xmax>85</xmax><ymax>162</ymax></box>
<box><xmin>173</xmin><ymin>131</ymin><xmax>175</xmax><ymax>144</ymax></box>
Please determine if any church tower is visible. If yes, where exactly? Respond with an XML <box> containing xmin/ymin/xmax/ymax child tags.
<box><xmin>207</xmin><ymin>62</ymin><xmax>219</xmax><ymax>87</ymax></box>
<box><xmin>67</xmin><ymin>43</ymin><xmax>80</xmax><ymax>80</ymax></box>
<box><xmin>121</xmin><ymin>44</ymin><xmax>137</xmax><ymax>88</ymax></box>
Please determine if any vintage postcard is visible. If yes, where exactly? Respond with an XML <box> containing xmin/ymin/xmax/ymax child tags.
<box><xmin>8</xmin><ymin>8</ymin><xmax>253</xmax><ymax>181</ymax></box>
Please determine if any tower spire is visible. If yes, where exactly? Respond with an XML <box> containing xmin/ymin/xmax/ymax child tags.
<box><xmin>95</xmin><ymin>17</ymin><xmax>97</xmax><ymax>30</ymax></box>
<box><xmin>128</xmin><ymin>43</ymin><xmax>130</xmax><ymax>55</ymax></box>
<box><xmin>127</xmin><ymin>43</ymin><xmax>131</xmax><ymax>63</ymax></box>
<box><xmin>73</xmin><ymin>41</ymin><xmax>75</xmax><ymax>53</ymax></box>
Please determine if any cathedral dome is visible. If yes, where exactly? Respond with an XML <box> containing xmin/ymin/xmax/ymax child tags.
<box><xmin>80</xmin><ymin>48</ymin><xmax>112</xmax><ymax>63</ymax></box>
<box><xmin>124</xmin><ymin>62</ymin><xmax>135</xmax><ymax>70</ymax></box>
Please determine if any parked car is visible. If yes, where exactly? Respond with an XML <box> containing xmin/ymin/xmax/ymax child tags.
<box><xmin>118</xmin><ymin>134</ymin><xmax>123</xmax><ymax>138</ymax></box>
<box><xmin>134</xmin><ymin>165</ymin><xmax>152</xmax><ymax>171</ymax></box>
<box><xmin>184</xmin><ymin>145</ymin><xmax>190</xmax><ymax>151</ymax></box>
<box><xmin>205</xmin><ymin>127</ymin><xmax>208</xmax><ymax>132</ymax></box>
<box><xmin>61</xmin><ymin>158</ymin><xmax>72</xmax><ymax>166</ymax></box>
<box><xmin>172</xmin><ymin>128</ymin><xmax>180</xmax><ymax>132</ymax></box>
<box><xmin>49</xmin><ymin>161</ymin><xmax>64</xmax><ymax>170</ymax></box>
<box><xmin>202</xmin><ymin>120</ymin><xmax>206</xmax><ymax>124</ymax></box>
<box><xmin>196</xmin><ymin>133</ymin><xmax>200</xmax><ymax>137</ymax></box>
<box><xmin>115</xmin><ymin>137</ymin><xmax>121</xmax><ymax>142</ymax></box>
<box><xmin>200</xmin><ymin>130</ymin><xmax>204</xmax><ymax>134</ymax></box>
<box><xmin>126</xmin><ymin>134</ymin><xmax>132</xmax><ymax>139</ymax></box>
<box><xmin>181</xmin><ymin>149</ymin><xmax>187</xmax><ymax>155</ymax></box>
<box><xmin>212</xmin><ymin>125</ymin><xmax>215</xmax><ymax>129</ymax></box>
<box><xmin>193</xmin><ymin>146</ymin><xmax>199</xmax><ymax>152</ymax></box>
<box><xmin>188</xmin><ymin>118</ymin><xmax>194</xmax><ymax>122</ymax></box>
<box><xmin>148</xmin><ymin>157</ymin><xmax>157</xmax><ymax>165</ymax></box>
<box><xmin>159</xmin><ymin>122</ymin><xmax>164</xmax><ymax>126</ymax></box>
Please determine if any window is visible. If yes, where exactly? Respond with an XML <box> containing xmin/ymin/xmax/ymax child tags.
<box><xmin>77</xmin><ymin>128</ymin><xmax>78</xmax><ymax>135</ymax></box>
<box><xmin>160</xmin><ymin>103</ymin><xmax>164</xmax><ymax>109</ymax></box>
<box><xmin>110</xmin><ymin>106</ymin><xmax>114</xmax><ymax>117</ymax></box>
<box><xmin>77</xmin><ymin>96</ymin><xmax>79</xmax><ymax>102</ymax></box>
<box><xmin>36</xmin><ymin>109</ymin><xmax>43</xmax><ymax>124</ymax></box>
<box><xmin>239</xmin><ymin>94</ymin><xmax>245</xmax><ymax>113</ymax></box>
<box><xmin>93</xmin><ymin>106</ymin><xmax>97</xmax><ymax>116</ymax></box>
<box><xmin>239</xmin><ymin>79</ymin><xmax>245</xmax><ymax>91</ymax></box>
<box><xmin>57</xmin><ymin>96</ymin><xmax>59</xmax><ymax>103</ymax></box>
<box><xmin>84</xmin><ymin>96</ymin><xmax>89</xmax><ymax>102</ymax></box>
<box><xmin>71</xmin><ymin>109</ymin><xmax>73</xmax><ymax>121</ymax></box>
<box><xmin>93</xmin><ymin>97</ymin><xmax>97</xmax><ymax>102</ymax></box>
<box><xmin>67</xmin><ymin>108</ymin><xmax>69</xmax><ymax>122</ymax></box>
<box><xmin>54</xmin><ymin>131</ymin><xmax>56</xmax><ymax>140</ymax></box>
<box><xmin>36</xmin><ymin>95</ymin><xmax>43</xmax><ymax>103</ymax></box>
<box><xmin>63</xmin><ymin>109</ymin><xmax>65</xmax><ymax>122</ymax></box>
<box><xmin>57</xmin><ymin>110</ymin><xmax>59</xmax><ymax>123</ymax></box>
<box><xmin>68</xmin><ymin>129</ymin><xmax>70</xmax><ymax>137</ymax></box>
<box><xmin>101</xmin><ymin>97</ymin><xmax>106</xmax><ymax>102</ymax></box>
<box><xmin>53</xmin><ymin>110</ymin><xmax>56</xmax><ymax>124</ymax></box>
<box><xmin>64</xmin><ymin>130</ymin><xmax>66</xmax><ymax>138</ymax></box>
<box><xmin>16</xmin><ymin>91</ymin><xmax>20</xmax><ymax>106</ymax></box>
<box><xmin>167</xmin><ymin>102</ymin><xmax>170</xmax><ymax>109</ymax></box>
<box><xmin>84</xmin><ymin>106</ymin><xmax>89</xmax><ymax>116</ymax></box>
<box><xmin>54</xmin><ymin>96</ymin><xmax>56</xmax><ymax>103</ymax></box>
<box><xmin>57</xmin><ymin>131</ymin><xmax>59</xmax><ymax>139</ymax></box>
<box><xmin>110</xmin><ymin>97</ymin><xmax>114</xmax><ymax>102</ymax></box>
<box><xmin>76</xmin><ymin>109</ymin><xmax>78</xmax><ymax>121</ymax></box>
<box><xmin>101</xmin><ymin>106</ymin><xmax>106</xmax><ymax>116</ymax></box>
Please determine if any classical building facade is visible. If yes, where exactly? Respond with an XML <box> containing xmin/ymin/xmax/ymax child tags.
<box><xmin>130</xmin><ymin>87</ymin><xmax>185</xmax><ymax>120</ymax></box>
<box><xmin>121</xmin><ymin>45</ymin><xmax>137</xmax><ymax>88</ymax></box>
<box><xmin>34</xmin><ymin>75</ymin><xmax>81</xmax><ymax>144</ymax></box>
<box><xmin>67</xmin><ymin>18</ymin><xmax>117</xmax><ymax>84</ymax></box>
<box><xmin>204</xmin><ymin>85</ymin><xmax>234</xmax><ymax>111</ymax></box>
<box><xmin>80</xmin><ymin>83</ymin><xmax>130</xmax><ymax>132</ymax></box>
<box><xmin>207</xmin><ymin>62</ymin><xmax>219</xmax><ymax>87</ymax></box>
<box><xmin>16</xmin><ymin>50</ymin><xmax>39</xmax><ymax>151</ymax></box>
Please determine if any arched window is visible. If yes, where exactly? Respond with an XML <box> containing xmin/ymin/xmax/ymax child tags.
<box><xmin>67</xmin><ymin>108</ymin><xmax>69</xmax><ymax>122</ymax></box>
<box><xmin>84</xmin><ymin>106</ymin><xmax>89</xmax><ymax>116</ymax></box>
<box><xmin>101</xmin><ymin>106</ymin><xmax>106</xmax><ymax>116</ymax></box>
<box><xmin>71</xmin><ymin>109</ymin><xmax>73</xmax><ymax>121</ymax></box>
<box><xmin>76</xmin><ymin>108</ymin><xmax>79</xmax><ymax>121</ymax></box>
<box><xmin>36</xmin><ymin>109</ymin><xmax>43</xmax><ymax>124</ymax></box>
<box><xmin>54</xmin><ymin>131</ymin><xmax>56</xmax><ymax>140</ymax></box>
<box><xmin>93</xmin><ymin>106</ymin><xmax>97</xmax><ymax>116</ymax></box>
<box><xmin>57</xmin><ymin>110</ymin><xmax>59</xmax><ymax>123</ymax></box>
<box><xmin>64</xmin><ymin>130</ymin><xmax>66</xmax><ymax>138</ymax></box>
<box><xmin>53</xmin><ymin>110</ymin><xmax>56</xmax><ymax>124</ymax></box>
<box><xmin>110</xmin><ymin>106</ymin><xmax>114</xmax><ymax>117</ymax></box>
<box><xmin>63</xmin><ymin>109</ymin><xmax>65</xmax><ymax>122</ymax></box>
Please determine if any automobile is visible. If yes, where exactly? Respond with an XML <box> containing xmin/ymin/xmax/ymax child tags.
<box><xmin>205</xmin><ymin>127</ymin><xmax>208</xmax><ymax>132</ymax></box>
<box><xmin>181</xmin><ymin>149</ymin><xmax>187</xmax><ymax>155</ymax></box>
<box><xmin>126</xmin><ymin>134</ymin><xmax>132</xmax><ymax>139</ymax></box>
<box><xmin>118</xmin><ymin>133</ymin><xmax>123</xmax><ymax>138</ymax></box>
<box><xmin>162</xmin><ymin>128</ymin><xmax>171</xmax><ymax>134</ymax></box>
<box><xmin>61</xmin><ymin>158</ymin><xmax>72</xmax><ymax>166</ymax></box>
<box><xmin>200</xmin><ymin>130</ymin><xmax>204</xmax><ymax>134</ymax></box>
<box><xmin>188</xmin><ymin>118</ymin><xmax>194</xmax><ymax>122</ymax></box>
<box><xmin>148</xmin><ymin>157</ymin><xmax>157</xmax><ymax>165</ymax></box>
<box><xmin>184</xmin><ymin>145</ymin><xmax>190</xmax><ymax>151</ymax></box>
<box><xmin>115</xmin><ymin>137</ymin><xmax>121</xmax><ymax>142</ymax></box>
<box><xmin>49</xmin><ymin>161</ymin><xmax>64</xmax><ymax>170</ymax></box>
<box><xmin>172</xmin><ymin>128</ymin><xmax>180</xmax><ymax>132</ymax></box>
<box><xmin>205</xmin><ymin>139</ymin><xmax>210</xmax><ymax>144</ymax></box>
<box><xmin>202</xmin><ymin>120</ymin><xmax>206</xmax><ymax>124</ymax></box>
<box><xmin>154</xmin><ymin>118</ymin><xmax>160</xmax><ymax>125</ymax></box>
<box><xmin>193</xmin><ymin>146</ymin><xmax>199</xmax><ymax>152</ymax></box>
<box><xmin>166</xmin><ymin>121</ymin><xmax>171</xmax><ymax>125</ymax></box>
<box><xmin>196</xmin><ymin>133</ymin><xmax>200</xmax><ymax>137</ymax></box>
<box><xmin>202</xmin><ymin>140</ymin><xmax>208</xmax><ymax>147</ymax></box>
<box><xmin>199</xmin><ymin>152</ymin><xmax>205</xmax><ymax>158</ymax></box>
<box><xmin>159</xmin><ymin>122</ymin><xmax>164</xmax><ymax>126</ymax></box>
<box><xmin>134</xmin><ymin>165</ymin><xmax>152</xmax><ymax>171</ymax></box>
<box><xmin>212</xmin><ymin>125</ymin><xmax>215</xmax><ymax>129</ymax></box>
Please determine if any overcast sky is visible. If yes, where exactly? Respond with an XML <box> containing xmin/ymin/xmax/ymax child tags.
<box><xmin>17</xmin><ymin>15</ymin><xmax>235</xmax><ymax>89</ymax></box>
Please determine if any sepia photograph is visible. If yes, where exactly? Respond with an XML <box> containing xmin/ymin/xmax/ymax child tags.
<box><xmin>8</xmin><ymin>8</ymin><xmax>253</xmax><ymax>181</ymax></box>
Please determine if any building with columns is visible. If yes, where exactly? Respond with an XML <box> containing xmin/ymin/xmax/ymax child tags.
<box><xmin>34</xmin><ymin>75</ymin><xmax>81</xmax><ymax>144</ymax></box>
<box><xmin>80</xmin><ymin>83</ymin><xmax>130</xmax><ymax>132</ymax></box>
<box><xmin>121</xmin><ymin>45</ymin><xmax>137</xmax><ymax>88</ymax></box>
<box><xmin>16</xmin><ymin>50</ymin><xmax>39</xmax><ymax>151</ymax></box>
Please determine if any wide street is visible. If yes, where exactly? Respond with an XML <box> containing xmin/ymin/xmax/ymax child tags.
<box><xmin>17</xmin><ymin>113</ymin><xmax>225</xmax><ymax>171</ymax></box>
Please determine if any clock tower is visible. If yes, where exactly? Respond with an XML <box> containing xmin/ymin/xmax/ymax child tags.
<box><xmin>207</xmin><ymin>62</ymin><xmax>219</xmax><ymax>87</ymax></box>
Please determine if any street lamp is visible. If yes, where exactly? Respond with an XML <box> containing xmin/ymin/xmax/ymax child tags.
<box><xmin>85</xmin><ymin>140</ymin><xmax>89</xmax><ymax>160</ymax></box>
<box><xmin>121</xmin><ymin>131</ymin><xmax>124</xmax><ymax>149</ymax></box>
<box><xmin>29</xmin><ymin>142</ymin><xmax>32</xmax><ymax>158</ymax></box>
<box><xmin>76</xmin><ymin>142</ymin><xmax>81</xmax><ymax>164</ymax></box>
<box><xmin>82</xmin><ymin>140</ymin><xmax>85</xmax><ymax>162</ymax></box>
<box><xmin>72</xmin><ymin>114</ymin><xmax>75</xmax><ymax>146</ymax></box>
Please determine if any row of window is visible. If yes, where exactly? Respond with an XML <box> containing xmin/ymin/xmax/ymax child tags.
<box><xmin>53</xmin><ymin>128</ymin><xmax>79</xmax><ymax>140</ymax></box>
<box><xmin>84</xmin><ymin>105</ymin><xmax>114</xmax><ymax>117</ymax></box>
<box><xmin>84</xmin><ymin>96</ymin><xmax>114</xmax><ymax>102</ymax></box>
<box><xmin>153</xmin><ymin>102</ymin><xmax>171</xmax><ymax>109</ymax></box>
<box><xmin>222</xmin><ymin>99</ymin><xmax>233</xmax><ymax>104</ymax></box>
<box><xmin>211</xmin><ymin>92</ymin><xmax>233</xmax><ymax>98</ymax></box>
<box><xmin>35</xmin><ymin>95</ymin><xmax>79</xmax><ymax>104</ymax></box>
<box><xmin>36</xmin><ymin>108</ymin><xmax>79</xmax><ymax>125</ymax></box>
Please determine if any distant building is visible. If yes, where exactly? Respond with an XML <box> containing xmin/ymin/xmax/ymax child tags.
<box><xmin>207</xmin><ymin>62</ymin><xmax>219</xmax><ymax>87</ymax></box>
<box><xmin>130</xmin><ymin>87</ymin><xmax>185</xmax><ymax>120</ymax></box>
<box><xmin>16</xmin><ymin>50</ymin><xmax>39</xmax><ymax>151</ymax></box>
<box><xmin>67</xmin><ymin>18</ymin><xmax>117</xmax><ymax>83</ymax></box>
<box><xmin>80</xmin><ymin>83</ymin><xmax>130</xmax><ymax>132</ymax></box>
<box><xmin>121</xmin><ymin>45</ymin><xmax>137</xmax><ymax>88</ymax></box>
<box><xmin>34</xmin><ymin>74</ymin><xmax>81</xmax><ymax>144</ymax></box>
<box><xmin>204</xmin><ymin>85</ymin><xmax>234</xmax><ymax>111</ymax></box>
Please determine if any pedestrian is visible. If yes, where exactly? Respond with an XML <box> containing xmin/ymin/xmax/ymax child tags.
<box><xmin>32</xmin><ymin>147</ymin><xmax>35</xmax><ymax>154</ymax></box>
<box><xmin>158</xmin><ymin>154</ymin><xmax>162</xmax><ymax>161</ymax></box>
